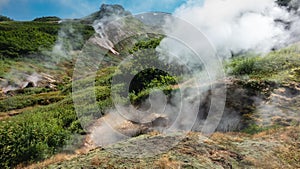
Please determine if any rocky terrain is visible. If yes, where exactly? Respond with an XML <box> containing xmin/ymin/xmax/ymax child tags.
<box><xmin>45</xmin><ymin>126</ymin><xmax>300</xmax><ymax>169</ymax></box>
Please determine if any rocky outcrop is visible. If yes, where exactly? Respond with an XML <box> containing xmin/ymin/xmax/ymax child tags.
<box><xmin>83</xmin><ymin>4</ymin><xmax>149</xmax><ymax>56</ymax></box>
<box><xmin>82</xmin><ymin>4</ymin><xmax>131</xmax><ymax>24</ymax></box>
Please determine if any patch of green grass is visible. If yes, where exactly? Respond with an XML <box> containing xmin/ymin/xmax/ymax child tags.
<box><xmin>0</xmin><ymin>92</ymin><xmax>65</xmax><ymax>112</ymax></box>
<box><xmin>226</xmin><ymin>46</ymin><xmax>300</xmax><ymax>83</ymax></box>
<box><xmin>242</xmin><ymin>123</ymin><xmax>282</xmax><ymax>135</ymax></box>
<box><xmin>242</xmin><ymin>124</ymin><xmax>266</xmax><ymax>134</ymax></box>
<box><xmin>0</xmin><ymin>58</ymin><xmax>14</xmax><ymax>77</ymax></box>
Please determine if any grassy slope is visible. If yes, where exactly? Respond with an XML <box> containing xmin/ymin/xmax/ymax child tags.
<box><xmin>0</xmin><ymin>18</ymin><xmax>299</xmax><ymax>168</ymax></box>
<box><xmin>0</xmin><ymin>21</ymin><xmax>94</xmax><ymax>58</ymax></box>
<box><xmin>42</xmin><ymin>44</ymin><xmax>300</xmax><ymax>168</ymax></box>
<box><xmin>0</xmin><ymin>15</ymin><xmax>149</xmax><ymax>168</ymax></box>
<box><xmin>0</xmin><ymin>21</ymin><xmax>59</xmax><ymax>58</ymax></box>
<box><xmin>0</xmin><ymin>20</ymin><xmax>96</xmax><ymax>168</ymax></box>
<box><xmin>227</xmin><ymin>45</ymin><xmax>300</xmax><ymax>83</ymax></box>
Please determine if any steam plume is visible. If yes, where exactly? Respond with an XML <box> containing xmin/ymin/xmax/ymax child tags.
<box><xmin>168</xmin><ymin>0</ymin><xmax>300</xmax><ymax>58</ymax></box>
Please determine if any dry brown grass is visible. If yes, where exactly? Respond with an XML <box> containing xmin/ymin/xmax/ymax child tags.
<box><xmin>0</xmin><ymin>106</ymin><xmax>35</xmax><ymax>120</ymax></box>
<box><xmin>210</xmin><ymin>132</ymin><xmax>246</xmax><ymax>143</ymax></box>
<box><xmin>275</xmin><ymin>145</ymin><xmax>300</xmax><ymax>168</ymax></box>
<box><xmin>91</xmin><ymin>156</ymin><xmax>101</xmax><ymax>166</ymax></box>
<box><xmin>148</xmin><ymin>130</ymin><xmax>161</xmax><ymax>136</ymax></box>
<box><xmin>253</xmin><ymin>126</ymin><xmax>300</xmax><ymax>141</ymax></box>
<box><xmin>243</xmin><ymin>153</ymin><xmax>286</xmax><ymax>169</ymax></box>
<box><xmin>22</xmin><ymin>153</ymin><xmax>77</xmax><ymax>169</ymax></box>
<box><xmin>155</xmin><ymin>155</ymin><xmax>181</xmax><ymax>169</ymax></box>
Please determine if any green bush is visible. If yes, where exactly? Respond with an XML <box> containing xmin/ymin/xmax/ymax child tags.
<box><xmin>242</xmin><ymin>124</ymin><xmax>266</xmax><ymax>134</ymax></box>
<box><xmin>128</xmin><ymin>36</ymin><xmax>163</xmax><ymax>54</ymax></box>
<box><xmin>0</xmin><ymin>21</ymin><xmax>95</xmax><ymax>58</ymax></box>
<box><xmin>0</xmin><ymin>92</ymin><xmax>65</xmax><ymax>112</ymax></box>
<box><xmin>0</xmin><ymin>15</ymin><xmax>13</xmax><ymax>22</ymax></box>
<box><xmin>227</xmin><ymin>46</ymin><xmax>300</xmax><ymax>82</ymax></box>
<box><xmin>0</xmin><ymin>22</ymin><xmax>59</xmax><ymax>57</ymax></box>
<box><xmin>227</xmin><ymin>56</ymin><xmax>259</xmax><ymax>76</ymax></box>
<box><xmin>0</xmin><ymin>102</ymin><xmax>77</xmax><ymax>168</ymax></box>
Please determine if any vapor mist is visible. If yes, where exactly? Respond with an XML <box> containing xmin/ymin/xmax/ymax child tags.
<box><xmin>169</xmin><ymin>0</ymin><xmax>300</xmax><ymax>58</ymax></box>
<box><xmin>153</xmin><ymin>0</ymin><xmax>300</xmax><ymax>135</ymax></box>
<box><xmin>80</xmin><ymin>1</ymin><xmax>300</xmax><ymax>152</ymax></box>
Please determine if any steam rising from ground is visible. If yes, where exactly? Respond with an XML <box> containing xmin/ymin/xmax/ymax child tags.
<box><xmin>61</xmin><ymin>1</ymin><xmax>300</xmax><ymax>151</ymax></box>
<box><xmin>153</xmin><ymin>0</ymin><xmax>300</xmax><ymax>133</ymax></box>
<box><xmin>0</xmin><ymin>23</ymin><xmax>75</xmax><ymax>94</ymax></box>
<box><xmin>1</xmin><ymin>71</ymin><xmax>41</xmax><ymax>93</ymax></box>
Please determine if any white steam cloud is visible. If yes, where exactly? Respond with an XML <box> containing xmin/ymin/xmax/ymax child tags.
<box><xmin>168</xmin><ymin>0</ymin><xmax>299</xmax><ymax>58</ymax></box>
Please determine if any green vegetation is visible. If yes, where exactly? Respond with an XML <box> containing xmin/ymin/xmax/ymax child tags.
<box><xmin>0</xmin><ymin>62</ymin><xmax>118</xmax><ymax>168</ymax></box>
<box><xmin>56</xmin><ymin>22</ymin><xmax>95</xmax><ymax>51</ymax></box>
<box><xmin>128</xmin><ymin>36</ymin><xmax>164</xmax><ymax>54</ymax></box>
<box><xmin>0</xmin><ymin>15</ymin><xmax>13</xmax><ymax>22</ymax></box>
<box><xmin>0</xmin><ymin>18</ymin><xmax>97</xmax><ymax>168</ymax></box>
<box><xmin>0</xmin><ymin>91</ymin><xmax>64</xmax><ymax>112</ymax></box>
<box><xmin>0</xmin><ymin>65</ymin><xmax>118</xmax><ymax>167</ymax></box>
<box><xmin>0</xmin><ymin>22</ymin><xmax>59</xmax><ymax>58</ymax></box>
<box><xmin>0</xmin><ymin>21</ymin><xmax>94</xmax><ymax>58</ymax></box>
<box><xmin>0</xmin><ymin>100</ymin><xmax>77</xmax><ymax>168</ymax></box>
<box><xmin>242</xmin><ymin>123</ymin><xmax>281</xmax><ymax>135</ymax></box>
<box><xmin>226</xmin><ymin>46</ymin><xmax>300</xmax><ymax>83</ymax></box>
<box><xmin>114</xmin><ymin>37</ymin><xmax>179</xmax><ymax>105</ymax></box>
<box><xmin>128</xmin><ymin>70</ymin><xmax>177</xmax><ymax>105</ymax></box>
<box><xmin>33</xmin><ymin>16</ymin><xmax>61</xmax><ymax>22</ymax></box>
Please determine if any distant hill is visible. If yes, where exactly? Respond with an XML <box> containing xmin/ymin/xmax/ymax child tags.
<box><xmin>0</xmin><ymin>15</ymin><xmax>13</xmax><ymax>21</ymax></box>
<box><xmin>33</xmin><ymin>16</ymin><xmax>61</xmax><ymax>22</ymax></box>
<box><xmin>81</xmin><ymin>4</ymin><xmax>131</xmax><ymax>24</ymax></box>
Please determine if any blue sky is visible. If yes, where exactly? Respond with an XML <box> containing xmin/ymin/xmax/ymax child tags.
<box><xmin>0</xmin><ymin>0</ymin><xmax>188</xmax><ymax>21</ymax></box>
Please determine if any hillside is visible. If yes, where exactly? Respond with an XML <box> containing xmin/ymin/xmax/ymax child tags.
<box><xmin>0</xmin><ymin>3</ymin><xmax>299</xmax><ymax>169</ymax></box>
<box><xmin>34</xmin><ymin>44</ymin><xmax>300</xmax><ymax>168</ymax></box>
<box><xmin>46</xmin><ymin>126</ymin><xmax>300</xmax><ymax>168</ymax></box>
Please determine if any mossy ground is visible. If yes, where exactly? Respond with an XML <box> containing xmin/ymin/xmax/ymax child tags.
<box><xmin>45</xmin><ymin>126</ymin><xmax>300</xmax><ymax>169</ymax></box>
